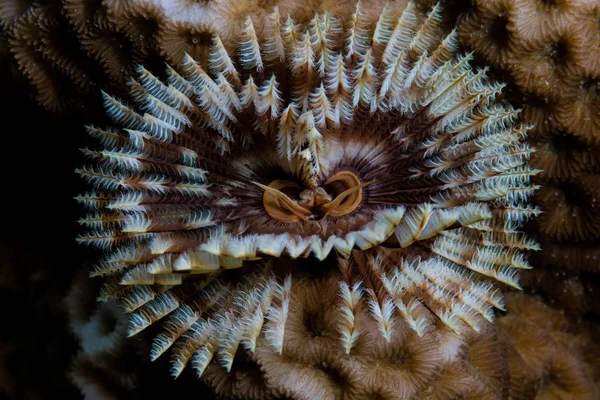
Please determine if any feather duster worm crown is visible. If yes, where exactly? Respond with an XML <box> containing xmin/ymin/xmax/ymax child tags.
<box><xmin>76</xmin><ymin>1</ymin><xmax>540</xmax><ymax>378</ymax></box>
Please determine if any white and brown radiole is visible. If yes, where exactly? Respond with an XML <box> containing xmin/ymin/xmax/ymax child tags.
<box><xmin>76</xmin><ymin>1</ymin><xmax>540</xmax><ymax>378</ymax></box>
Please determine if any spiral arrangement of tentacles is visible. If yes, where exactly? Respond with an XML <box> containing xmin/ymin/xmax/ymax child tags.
<box><xmin>76</xmin><ymin>1</ymin><xmax>540</xmax><ymax>378</ymax></box>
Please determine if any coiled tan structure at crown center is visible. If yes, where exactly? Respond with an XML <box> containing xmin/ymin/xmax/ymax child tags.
<box><xmin>258</xmin><ymin>171</ymin><xmax>366</xmax><ymax>222</ymax></box>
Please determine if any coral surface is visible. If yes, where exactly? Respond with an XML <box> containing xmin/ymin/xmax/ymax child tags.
<box><xmin>253</xmin><ymin>270</ymin><xmax>508</xmax><ymax>400</ymax></box>
<box><xmin>0</xmin><ymin>0</ymin><xmax>397</xmax><ymax>113</ymax></box>
<box><xmin>498</xmin><ymin>293</ymin><xmax>600</xmax><ymax>400</ymax></box>
<box><xmin>457</xmin><ymin>0</ymin><xmax>600</xmax><ymax>315</ymax></box>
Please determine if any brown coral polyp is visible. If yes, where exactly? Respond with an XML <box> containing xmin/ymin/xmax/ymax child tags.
<box><xmin>533</xmin><ymin>241</ymin><xmax>600</xmax><ymax>272</ymax></box>
<box><xmin>498</xmin><ymin>293</ymin><xmax>600</xmax><ymax>400</ymax></box>
<box><xmin>10</xmin><ymin>36</ymin><xmax>80</xmax><ymax>112</ymax></box>
<box><xmin>566</xmin><ymin>0</ymin><xmax>600</xmax><ymax>75</ymax></box>
<box><xmin>535</xmin><ymin>182</ymin><xmax>600</xmax><ymax>241</ymax></box>
<box><xmin>110</xmin><ymin>9</ymin><xmax>163</xmax><ymax>57</ymax></box>
<box><xmin>458</xmin><ymin>0</ymin><xmax>516</xmax><ymax>68</ymax></box>
<box><xmin>528</xmin><ymin>130</ymin><xmax>599</xmax><ymax>181</ymax></box>
<box><xmin>274</xmin><ymin>274</ymin><xmax>341</xmax><ymax>364</ymax></box>
<box><xmin>201</xmin><ymin>353</ymin><xmax>277</xmax><ymax>400</ymax></box>
<box><xmin>38</xmin><ymin>15</ymin><xmax>107</xmax><ymax>92</ymax></box>
<box><xmin>556</xmin><ymin>77</ymin><xmax>600</xmax><ymax>145</ymax></box>
<box><xmin>82</xmin><ymin>30</ymin><xmax>140</xmax><ymax>86</ymax></box>
<box><xmin>62</xmin><ymin>0</ymin><xmax>110</xmax><ymax>34</ymax></box>
<box><xmin>0</xmin><ymin>0</ymin><xmax>37</xmax><ymax>28</ymax></box>
<box><xmin>355</xmin><ymin>332</ymin><xmax>443</xmax><ymax>399</ymax></box>
<box><xmin>509</xmin><ymin>35</ymin><xmax>580</xmax><ymax>100</ymax></box>
<box><xmin>508</xmin><ymin>0</ymin><xmax>585</xmax><ymax>46</ymax></box>
<box><xmin>157</xmin><ymin>21</ymin><xmax>214</xmax><ymax>66</ymax></box>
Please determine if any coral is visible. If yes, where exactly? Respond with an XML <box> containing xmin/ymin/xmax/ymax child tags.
<box><xmin>0</xmin><ymin>0</ymin><xmax>388</xmax><ymax>113</ymax></box>
<box><xmin>254</xmin><ymin>270</ymin><xmax>508</xmax><ymax>400</ymax></box>
<box><xmin>555</xmin><ymin>76</ymin><xmax>600</xmax><ymax>146</ymax></box>
<box><xmin>498</xmin><ymin>293</ymin><xmax>600</xmax><ymax>399</ymax></box>
<box><xmin>527</xmin><ymin>130</ymin><xmax>600</xmax><ymax>182</ymax></box>
<box><xmin>200</xmin><ymin>356</ymin><xmax>278</xmax><ymax>400</ymax></box>
<box><xmin>75</xmin><ymin>0</ymin><xmax>539</xmax><ymax>385</ymax></box>
<box><xmin>1</xmin><ymin>1</ymin><xmax>166</xmax><ymax>113</ymax></box>
<box><xmin>533</xmin><ymin>181</ymin><xmax>600</xmax><ymax>242</ymax></box>
<box><xmin>457</xmin><ymin>0</ymin><xmax>600</xmax><ymax>168</ymax></box>
<box><xmin>64</xmin><ymin>272</ymin><xmax>600</xmax><ymax>400</ymax></box>
<box><xmin>519</xmin><ymin>241</ymin><xmax>600</xmax><ymax>315</ymax></box>
<box><xmin>66</xmin><ymin>269</ymin><xmax>140</xmax><ymax>395</ymax></box>
<box><xmin>0</xmin><ymin>0</ymin><xmax>463</xmax><ymax>114</ymax></box>
<box><xmin>456</xmin><ymin>0</ymin><xmax>600</xmax><ymax>315</ymax></box>
<box><xmin>65</xmin><ymin>268</ymin><xmax>515</xmax><ymax>400</ymax></box>
<box><xmin>5</xmin><ymin>5</ymin><xmax>86</xmax><ymax>113</ymax></box>
<box><xmin>66</xmin><ymin>267</ymin><xmax>219</xmax><ymax>399</ymax></box>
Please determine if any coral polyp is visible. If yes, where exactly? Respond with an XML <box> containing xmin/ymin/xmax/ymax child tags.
<box><xmin>76</xmin><ymin>1</ymin><xmax>540</xmax><ymax>378</ymax></box>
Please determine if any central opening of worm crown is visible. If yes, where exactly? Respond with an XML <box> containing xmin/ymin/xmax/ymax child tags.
<box><xmin>255</xmin><ymin>171</ymin><xmax>366</xmax><ymax>223</ymax></box>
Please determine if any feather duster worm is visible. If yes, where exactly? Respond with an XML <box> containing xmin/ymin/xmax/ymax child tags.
<box><xmin>76</xmin><ymin>1</ymin><xmax>540</xmax><ymax>379</ymax></box>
